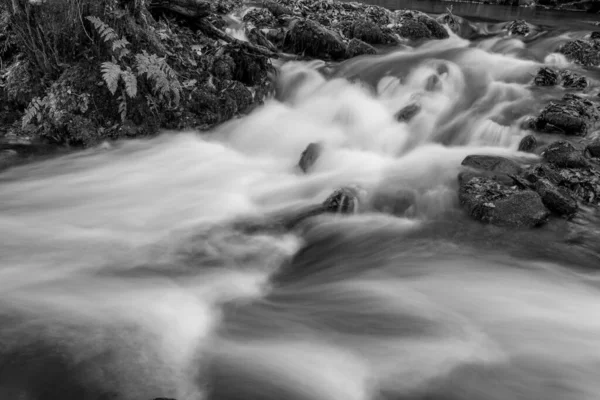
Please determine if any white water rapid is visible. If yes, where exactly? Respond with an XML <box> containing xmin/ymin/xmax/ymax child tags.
<box><xmin>0</xmin><ymin>15</ymin><xmax>600</xmax><ymax>400</ymax></box>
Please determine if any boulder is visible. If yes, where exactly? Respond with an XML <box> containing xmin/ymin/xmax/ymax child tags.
<box><xmin>542</xmin><ymin>140</ymin><xmax>589</xmax><ymax>168</ymax></box>
<box><xmin>342</xmin><ymin>20</ymin><xmax>389</xmax><ymax>45</ymax></box>
<box><xmin>393</xmin><ymin>12</ymin><xmax>449</xmax><ymax>40</ymax></box>
<box><xmin>345</xmin><ymin>38</ymin><xmax>377</xmax><ymax>58</ymax></box>
<box><xmin>459</xmin><ymin>176</ymin><xmax>549</xmax><ymax>227</ymax></box>
<box><xmin>298</xmin><ymin>142</ymin><xmax>322</xmax><ymax>173</ymax></box>
<box><xmin>284</xmin><ymin>19</ymin><xmax>347</xmax><ymax>60</ymax></box>
<box><xmin>534</xmin><ymin>178</ymin><xmax>578</xmax><ymax>217</ymax></box>
<box><xmin>505</xmin><ymin>20</ymin><xmax>530</xmax><ymax>36</ymax></box>
<box><xmin>518</xmin><ymin>134</ymin><xmax>537</xmax><ymax>153</ymax></box>
<box><xmin>532</xmin><ymin>94</ymin><xmax>599</xmax><ymax>136</ymax></box>
<box><xmin>558</xmin><ymin>39</ymin><xmax>600</xmax><ymax>67</ymax></box>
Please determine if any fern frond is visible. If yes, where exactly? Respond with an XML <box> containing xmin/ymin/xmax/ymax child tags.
<box><xmin>22</xmin><ymin>97</ymin><xmax>45</xmax><ymax>128</ymax></box>
<box><xmin>101</xmin><ymin>61</ymin><xmax>123</xmax><ymax>95</ymax></box>
<box><xmin>120</xmin><ymin>69</ymin><xmax>138</xmax><ymax>98</ymax></box>
<box><xmin>134</xmin><ymin>51</ymin><xmax>181</xmax><ymax>106</ymax></box>
<box><xmin>86</xmin><ymin>16</ymin><xmax>119</xmax><ymax>43</ymax></box>
<box><xmin>112</xmin><ymin>38</ymin><xmax>130</xmax><ymax>52</ymax></box>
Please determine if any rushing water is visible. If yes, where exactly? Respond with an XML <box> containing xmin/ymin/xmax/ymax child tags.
<box><xmin>1</xmin><ymin>9</ymin><xmax>600</xmax><ymax>400</ymax></box>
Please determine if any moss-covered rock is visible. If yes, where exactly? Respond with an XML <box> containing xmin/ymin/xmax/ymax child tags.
<box><xmin>558</xmin><ymin>39</ymin><xmax>600</xmax><ymax>67</ymax></box>
<box><xmin>284</xmin><ymin>19</ymin><xmax>347</xmax><ymax>60</ymax></box>
<box><xmin>346</xmin><ymin>38</ymin><xmax>376</xmax><ymax>58</ymax></box>
<box><xmin>533</xmin><ymin>94</ymin><xmax>599</xmax><ymax>136</ymax></box>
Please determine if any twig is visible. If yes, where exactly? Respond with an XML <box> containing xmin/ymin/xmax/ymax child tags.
<box><xmin>197</xmin><ymin>20</ymin><xmax>279</xmax><ymax>58</ymax></box>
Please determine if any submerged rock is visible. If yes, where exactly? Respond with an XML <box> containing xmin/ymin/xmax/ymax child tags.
<box><xmin>345</xmin><ymin>38</ymin><xmax>377</xmax><ymax>58</ymax></box>
<box><xmin>533</xmin><ymin>94</ymin><xmax>599</xmax><ymax>136</ymax></box>
<box><xmin>284</xmin><ymin>19</ymin><xmax>346</xmax><ymax>60</ymax></box>
<box><xmin>535</xmin><ymin>178</ymin><xmax>578</xmax><ymax>218</ymax></box>
<box><xmin>518</xmin><ymin>135</ymin><xmax>537</xmax><ymax>153</ymax></box>
<box><xmin>558</xmin><ymin>39</ymin><xmax>600</xmax><ymax>67</ymax></box>
<box><xmin>459</xmin><ymin>176</ymin><xmax>549</xmax><ymax>228</ymax></box>
<box><xmin>298</xmin><ymin>142</ymin><xmax>322</xmax><ymax>173</ymax></box>
<box><xmin>322</xmin><ymin>186</ymin><xmax>362</xmax><ymax>214</ymax></box>
<box><xmin>461</xmin><ymin>154</ymin><xmax>522</xmax><ymax>176</ymax></box>
<box><xmin>395</xmin><ymin>103</ymin><xmax>421</xmax><ymax>122</ymax></box>
<box><xmin>370</xmin><ymin>187</ymin><xmax>417</xmax><ymax>216</ymax></box>
<box><xmin>505</xmin><ymin>19</ymin><xmax>530</xmax><ymax>36</ymax></box>
<box><xmin>542</xmin><ymin>140</ymin><xmax>589</xmax><ymax>168</ymax></box>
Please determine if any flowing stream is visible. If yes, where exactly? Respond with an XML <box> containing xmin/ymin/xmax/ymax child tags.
<box><xmin>1</xmin><ymin>10</ymin><xmax>600</xmax><ymax>400</ymax></box>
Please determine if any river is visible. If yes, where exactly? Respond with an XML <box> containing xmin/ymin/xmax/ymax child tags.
<box><xmin>0</xmin><ymin>4</ymin><xmax>599</xmax><ymax>400</ymax></box>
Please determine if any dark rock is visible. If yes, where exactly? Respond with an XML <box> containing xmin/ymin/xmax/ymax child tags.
<box><xmin>584</xmin><ymin>140</ymin><xmax>600</xmax><ymax>158</ymax></box>
<box><xmin>298</xmin><ymin>142</ymin><xmax>322</xmax><ymax>173</ymax></box>
<box><xmin>370</xmin><ymin>188</ymin><xmax>417</xmax><ymax>216</ymax></box>
<box><xmin>558</xmin><ymin>39</ymin><xmax>600</xmax><ymax>67</ymax></box>
<box><xmin>461</xmin><ymin>155</ymin><xmax>522</xmax><ymax>176</ymax></box>
<box><xmin>560</xmin><ymin>70</ymin><xmax>588</xmax><ymax>90</ymax></box>
<box><xmin>591</xmin><ymin>31</ymin><xmax>600</xmax><ymax>40</ymax></box>
<box><xmin>395</xmin><ymin>20</ymin><xmax>433</xmax><ymax>40</ymax></box>
<box><xmin>264</xmin><ymin>1</ymin><xmax>292</xmax><ymax>17</ymax></box>
<box><xmin>416</xmin><ymin>16</ymin><xmax>449</xmax><ymax>39</ymax></box>
<box><xmin>395</xmin><ymin>103</ymin><xmax>421</xmax><ymax>122</ymax></box>
<box><xmin>323</xmin><ymin>186</ymin><xmax>361</xmax><ymax>214</ymax></box>
<box><xmin>535</xmin><ymin>178</ymin><xmax>578</xmax><ymax>217</ymax></box>
<box><xmin>505</xmin><ymin>20</ymin><xmax>530</xmax><ymax>36</ymax></box>
<box><xmin>557</xmin><ymin>167</ymin><xmax>600</xmax><ymax>204</ymax></box>
<box><xmin>242</xmin><ymin>8</ymin><xmax>276</xmax><ymax>29</ymax></box>
<box><xmin>533</xmin><ymin>94</ymin><xmax>599</xmax><ymax>136</ymax></box>
<box><xmin>212</xmin><ymin>55</ymin><xmax>235</xmax><ymax>81</ymax></box>
<box><xmin>345</xmin><ymin>38</ymin><xmax>376</xmax><ymax>58</ymax></box>
<box><xmin>542</xmin><ymin>140</ymin><xmax>589</xmax><ymax>168</ymax></box>
<box><xmin>522</xmin><ymin>163</ymin><xmax>563</xmax><ymax>185</ymax></box>
<box><xmin>343</xmin><ymin>20</ymin><xmax>388</xmax><ymax>45</ymax></box>
<box><xmin>459</xmin><ymin>176</ymin><xmax>549</xmax><ymax>228</ymax></box>
<box><xmin>284</xmin><ymin>19</ymin><xmax>347</xmax><ymax>60</ymax></box>
<box><xmin>518</xmin><ymin>134</ymin><xmax>537</xmax><ymax>153</ymax></box>
<box><xmin>533</xmin><ymin>67</ymin><xmax>559</xmax><ymax>86</ymax></box>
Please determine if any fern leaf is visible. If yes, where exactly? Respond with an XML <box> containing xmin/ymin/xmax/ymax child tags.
<box><xmin>101</xmin><ymin>62</ymin><xmax>123</xmax><ymax>95</ymax></box>
<box><xmin>120</xmin><ymin>70</ymin><xmax>138</xmax><ymax>98</ymax></box>
<box><xmin>22</xmin><ymin>97</ymin><xmax>45</xmax><ymax>128</ymax></box>
<box><xmin>112</xmin><ymin>38</ymin><xmax>130</xmax><ymax>52</ymax></box>
<box><xmin>86</xmin><ymin>16</ymin><xmax>119</xmax><ymax>43</ymax></box>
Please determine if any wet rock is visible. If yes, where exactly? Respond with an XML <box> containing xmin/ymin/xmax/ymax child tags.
<box><xmin>533</xmin><ymin>67</ymin><xmax>559</xmax><ymax>86</ymax></box>
<box><xmin>416</xmin><ymin>16</ymin><xmax>449</xmax><ymax>39</ymax></box>
<box><xmin>459</xmin><ymin>176</ymin><xmax>549</xmax><ymax>228</ymax></box>
<box><xmin>533</xmin><ymin>94</ymin><xmax>599</xmax><ymax>136</ymax></box>
<box><xmin>284</xmin><ymin>19</ymin><xmax>346</xmax><ymax>60</ymax></box>
<box><xmin>523</xmin><ymin>163</ymin><xmax>563</xmax><ymax>185</ymax></box>
<box><xmin>535</xmin><ymin>178</ymin><xmax>578</xmax><ymax>217</ymax></box>
<box><xmin>395</xmin><ymin>103</ymin><xmax>421</xmax><ymax>122</ymax></box>
<box><xmin>518</xmin><ymin>134</ymin><xmax>537</xmax><ymax>153</ymax></box>
<box><xmin>298</xmin><ymin>142</ymin><xmax>322</xmax><ymax>173</ymax></box>
<box><xmin>345</xmin><ymin>38</ymin><xmax>376</xmax><ymax>58</ymax></box>
<box><xmin>505</xmin><ymin>20</ymin><xmax>530</xmax><ymax>36</ymax></box>
<box><xmin>395</xmin><ymin>20</ymin><xmax>433</xmax><ymax>41</ymax></box>
<box><xmin>264</xmin><ymin>1</ymin><xmax>292</xmax><ymax>17</ymax></box>
<box><xmin>560</xmin><ymin>70</ymin><xmax>588</xmax><ymax>90</ymax></box>
<box><xmin>558</xmin><ymin>167</ymin><xmax>600</xmax><ymax>204</ymax></box>
<box><xmin>461</xmin><ymin>155</ymin><xmax>522</xmax><ymax>176</ymax></box>
<box><xmin>558</xmin><ymin>39</ymin><xmax>600</xmax><ymax>67</ymax></box>
<box><xmin>242</xmin><ymin>8</ymin><xmax>276</xmax><ymax>29</ymax></box>
<box><xmin>584</xmin><ymin>139</ymin><xmax>600</xmax><ymax>158</ymax></box>
<box><xmin>342</xmin><ymin>20</ymin><xmax>388</xmax><ymax>45</ymax></box>
<box><xmin>371</xmin><ymin>188</ymin><xmax>417</xmax><ymax>216</ymax></box>
<box><xmin>323</xmin><ymin>186</ymin><xmax>362</xmax><ymax>214</ymax></box>
<box><xmin>591</xmin><ymin>31</ymin><xmax>600</xmax><ymax>40</ymax></box>
<box><xmin>542</xmin><ymin>140</ymin><xmax>589</xmax><ymax>168</ymax></box>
